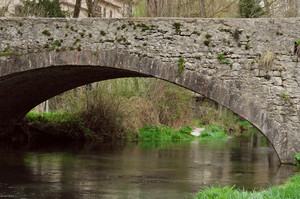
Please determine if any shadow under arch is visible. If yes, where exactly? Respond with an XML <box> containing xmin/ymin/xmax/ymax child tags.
<box><xmin>0</xmin><ymin>50</ymin><xmax>288</xmax><ymax>162</ymax></box>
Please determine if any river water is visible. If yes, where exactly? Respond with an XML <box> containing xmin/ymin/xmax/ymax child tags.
<box><xmin>0</xmin><ymin>135</ymin><xmax>297</xmax><ymax>199</ymax></box>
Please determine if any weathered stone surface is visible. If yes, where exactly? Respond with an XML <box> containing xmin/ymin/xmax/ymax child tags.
<box><xmin>0</xmin><ymin>17</ymin><xmax>300</xmax><ymax>163</ymax></box>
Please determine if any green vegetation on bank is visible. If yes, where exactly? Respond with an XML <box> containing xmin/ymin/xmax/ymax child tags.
<box><xmin>200</xmin><ymin>124</ymin><xmax>228</xmax><ymax>140</ymax></box>
<box><xmin>139</xmin><ymin>123</ymin><xmax>228</xmax><ymax>142</ymax></box>
<box><xmin>25</xmin><ymin>111</ymin><xmax>228</xmax><ymax>144</ymax></box>
<box><xmin>194</xmin><ymin>173</ymin><xmax>300</xmax><ymax>199</ymax></box>
<box><xmin>295</xmin><ymin>153</ymin><xmax>300</xmax><ymax>166</ymax></box>
<box><xmin>139</xmin><ymin>125</ymin><xmax>193</xmax><ymax>141</ymax></box>
<box><xmin>24</xmin><ymin>112</ymin><xmax>98</xmax><ymax>142</ymax></box>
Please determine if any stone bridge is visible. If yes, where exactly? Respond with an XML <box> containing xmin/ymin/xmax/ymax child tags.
<box><xmin>0</xmin><ymin>17</ymin><xmax>300</xmax><ymax>163</ymax></box>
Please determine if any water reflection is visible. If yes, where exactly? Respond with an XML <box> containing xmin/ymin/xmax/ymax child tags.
<box><xmin>0</xmin><ymin>136</ymin><xmax>297</xmax><ymax>199</ymax></box>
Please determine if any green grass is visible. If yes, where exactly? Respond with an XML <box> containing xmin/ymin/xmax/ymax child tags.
<box><xmin>177</xmin><ymin>57</ymin><xmax>185</xmax><ymax>76</ymax></box>
<box><xmin>139</xmin><ymin>124</ymin><xmax>227</xmax><ymax>142</ymax></box>
<box><xmin>194</xmin><ymin>173</ymin><xmax>300</xmax><ymax>199</ymax></box>
<box><xmin>200</xmin><ymin>124</ymin><xmax>228</xmax><ymax>140</ymax></box>
<box><xmin>139</xmin><ymin>125</ymin><xmax>194</xmax><ymax>141</ymax></box>
<box><xmin>295</xmin><ymin>153</ymin><xmax>300</xmax><ymax>166</ymax></box>
<box><xmin>25</xmin><ymin>111</ymin><xmax>97</xmax><ymax>141</ymax></box>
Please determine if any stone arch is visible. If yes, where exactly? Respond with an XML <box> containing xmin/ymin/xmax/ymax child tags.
<box><xmin>0</xmin><ymin>50</ymin><xmax>289</xmax><ymax>162</ymax></box>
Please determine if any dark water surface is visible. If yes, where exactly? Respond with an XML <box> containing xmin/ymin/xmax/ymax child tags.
<box><xmin>0</xmin><ymin>136</ymin><xmax>297</xmax><ymax>199</ymax></box>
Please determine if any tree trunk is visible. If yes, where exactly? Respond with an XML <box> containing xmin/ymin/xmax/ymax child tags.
<box><xmin>86</xmin><ymin>0</ymin><xmax>93</xmax><ymax>17</ymax></box>
<box><xmin>263</xmin><ymin>0</ymin><xmax>270</xmax><ymax>16</ymax></box>
<box><xmin>199</xmin><ymin>0</ymin><xmax>206</xmax><ymax>17</ymax></box>
<box><xmin>92</xmin><ymin>0</ymin><xmax>99</xmax><ymax>17</ymax></box>
<box><xmin>73</xmin><ymin>0</ymin><xmax>82</xmax><ymax>18</ymax></box>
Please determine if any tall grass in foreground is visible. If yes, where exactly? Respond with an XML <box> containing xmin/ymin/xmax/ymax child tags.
<box><xmin>194</xmin><ymin>173</ymin><xmax>300</xmax><ymax>199</ymax></box>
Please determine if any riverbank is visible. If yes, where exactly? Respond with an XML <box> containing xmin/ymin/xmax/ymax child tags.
<box><xmin>194</xmin><ymin>173</ymin><xmax>300</xmax><ymax>199</ymax></box>
<box><xmin>23</xmin><ymin>112</ymin><xmax>229</xmax><ymax>144</ymax></box>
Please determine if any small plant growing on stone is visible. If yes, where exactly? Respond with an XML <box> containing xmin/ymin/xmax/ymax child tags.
<box><xmin>177</xmin><ymin>57</ymin><xmax>185</xmax><ymax>76</ymax></box>
<box><xmin>261</xmin><ymin>50</ymin><xmax>275</xmax><ymax>70</ymax></box>
<box><xmin>204</xmin><ymin>40</ymin><xmax>210</xmax><ymax>46</ymax></box>
<box><xmin>121</xmin><ymin>24</ymin><xmax>126</xmax><ymax>30</ymax></box>
<box><xmin>245</xmin><ymin>42</ymin><xmax>250</xmax><ymax>50</ymax></box>
<box><xmin>280</xmin><ymin>94</ymin><xmax>289</xmax><ymax>101</ymax></box>
<box><xmin>73</xmin><ymin>39</ymin><xmax>80</xmax><ymax>45</ymax></box>
<box><xmin>17</xmin><ymin>30</ymin><xmax>23</xmax><ymax>36</ymax></box>
<box><xmin>100</xmin><ymin>30</ymin><xmax>107</xmax><ymax>36</ymax></box>
<box><xmin>276</xmin><ymin>32</ymin><xmax>283</xmax><ymax>36</ymax></box>
<box><xmin>218</xmin><ymin>53</ymin><xmax>233</xmax><ymax>66</ymax></box>
<box><xmin>218</xmin><ymin>54</ymin><xmax>225</xmax><ymax>60</ymax></box>
<box><xmin>205</xmin><ymin>34</ymin><xmax>212</xmax><ymax>39</ymax></box>
<box><xmin>264</xmin><ymin>73</ymin><xmax>271</xmax><ymax>80</ymax></box>
<box><xmin>42</xmin><ymin>30</ymin><xmax>51</xmax><ymax>36</ymax></box>
<box><xmin>173</xmin><ymin>22</ymin><xmax>182</xmax><ymax>35</ymax></box>
<box><xmin>192</xmin><ymin>31</ymin><xmax>201</xmax><ymax>36</ymax></box>
<box><xmin>79</xmin><ymin>32</ymin><xmax>85</xmax><ymax>38</ymax></box>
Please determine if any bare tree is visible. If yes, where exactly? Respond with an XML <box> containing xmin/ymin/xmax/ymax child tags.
<box><xmin>73</xmin><ymin>0</ymin><xmax>82</xmax><ymax>18</ymax></box>
<box><xmin>199</xmin><ymin>0</ymin><xmax>206</xmax><ymax>17</ymax></box>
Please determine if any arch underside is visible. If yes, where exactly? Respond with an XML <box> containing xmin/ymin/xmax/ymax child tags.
<box><xmin>0</xmin><ymin>51</ymin><xmax>294</xmax><ymax>163</ymax></box>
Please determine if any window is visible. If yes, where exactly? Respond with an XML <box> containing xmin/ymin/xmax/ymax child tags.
<box><xmin>110</xmin><ymin>10</ymin><xmax>113</xmax><ymax>18</ymax></box>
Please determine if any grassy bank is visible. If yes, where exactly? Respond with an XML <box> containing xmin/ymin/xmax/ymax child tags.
<box><xmin>139</xmin><ymin>124</ymin><xmax>228</xmax><ymax>141</ymax></box>
<box><xmin>24</xmin><ymin>111</ymin><xmax>229</xmax><ymax>144</ymax></box>
<box><xmin>194</xmin><ymin>173</ymin><xmax>300</xmax><ymax>199</ymax></box>
<box><xmin>24</xmin><ymin>112</ymin><xmax>99</xmax><ymax>143</ymax></box>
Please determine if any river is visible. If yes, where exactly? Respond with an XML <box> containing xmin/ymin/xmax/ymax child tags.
<box><xmin>0</xmin><ymin>134</ymin><xmax>297</xmax><ymax>198</ymax></box>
